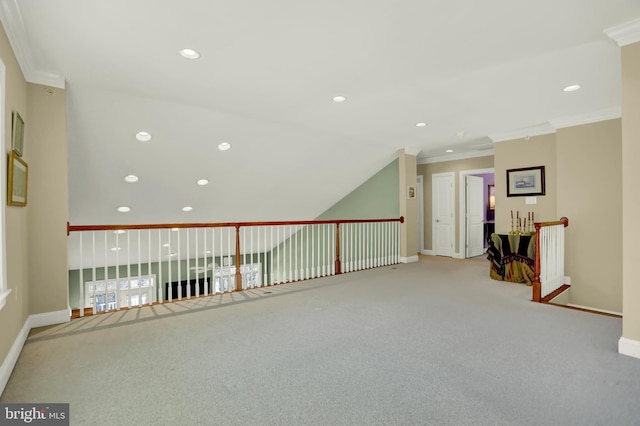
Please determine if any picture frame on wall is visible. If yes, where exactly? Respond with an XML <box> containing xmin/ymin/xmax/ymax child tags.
<box><xmin>407</xmin><ymin>185</ymin><xmax>416</xmax><ymax>200</ymax></box>
<box><xmin>506</xmin><ymin>166</ymin><xmax>545</xmax><ymax>197</ymax></box>
<box><xmin>11</xmin><ymin>111</ymin><xmax>25</xmax><ymax>157</ymax></box>
<box><xmin>8</xmin><ymin>151</ymin><xmax>28</xmax><ymax>206</ymax></box>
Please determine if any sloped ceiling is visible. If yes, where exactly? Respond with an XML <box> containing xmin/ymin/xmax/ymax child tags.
<box><xmin>2</xmin><ymin>0</ymin><xmax>640</xmax><ymax>225</ymax></box>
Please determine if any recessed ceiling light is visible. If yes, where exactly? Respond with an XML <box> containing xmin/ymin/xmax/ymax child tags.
<box><xmin>182</xmin><ymin>206</ymin><xmax>193</xmax><ymax>212</ymax></box>
<box><xmin>110</xmin><ymin>247</ymin><xmax>121</xmax><ymax>251</ymax></box>
<box><xmin>124</xmin><ymin>175</ymin><xmax>139</xmax><ymax>183</ymax></box>
<box><xmin>563</xmin><ymin>84</ymin><xmax>581</xmax><ymax>92</ymax></box>
<box><xmin>135</xmin><ymin>131</ymin><xmax>152</xmax><ymax>142</ymax></box>
<box><xmin>114</xmin><ymin>230</ymin><xmax>126</xmax><ymax>234</ymax></box>
<box><xmin>197</xmin><ymin>179</ymin><xmax>209</xmax><ymax>186</ymax></box>
<box><xmin>117</xmin><ymin>206</ymin><xmax>130</xmax><ymax>213</ymax></box>
<box><xmin>446</xmin><ymin>149</ymin><xmax>454</xmax><ymax>153</ymax></box>
<box><xmin>332</xmin><ymin>96</ymin><xmax>347</xmax><ymax>102</ymax></box>
<box><xmin>205</xmin><ymin>250</ymin><xmax>212</xmax><ymax>254</ymax></box>
<box><xmin>415</xmin><ymin>122</ymin><xmax>427</xmax><ymax>127</ymax></box>
<box><xmin>162</xmin><ymin>243</ymin><xmax>170</xmax><ymax>248</ymax></box>
<box><xmin>179</xmin><ymin>48</ymin><xmax>200</xmax><ymax>59</ymax></box>
<box><xmin>218</xmin><ymin>142</ymin><xmax>231</xmax><ymax>151</ymax></box>
<box><xmin>168</xmin><ymin>253</ymin><xmax>177</xmax><ymax>257</ymax></box>
<box><xmin>171</xmin><ymin>228</ymin><xmax>179</xmax><ymax>232</ymax></box>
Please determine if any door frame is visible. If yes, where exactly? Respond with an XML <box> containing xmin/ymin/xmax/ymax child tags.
<box><xmin>459</xmin><ymin>168</ymin><xmax>494</xmax><ymax>259</ymax></box>
<box><xmin>432</xmin><ymin>172</ymin><xmax>455</xmax><ymax>257</ymax></box>
<box><xmin>417</xmin><ymin>175</ymin><xmax>424</xmax><ymax>253</ymax></box>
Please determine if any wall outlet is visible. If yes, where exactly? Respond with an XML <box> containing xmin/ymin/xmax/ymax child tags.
<box><xmin>565</xmin><ymin>276</ymin><xmax>571</xmax><ymax>285</ymax></box>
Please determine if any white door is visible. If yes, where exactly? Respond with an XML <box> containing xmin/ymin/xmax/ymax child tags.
<box><xmin>432</xmin><ymin>173</ymin><xmax>454</xmax><ymax>257</ymax></box>
<box><xmin>466</xmin><ymin>175</ymin><xmax>485</xmax><ymax>258</ymax></box>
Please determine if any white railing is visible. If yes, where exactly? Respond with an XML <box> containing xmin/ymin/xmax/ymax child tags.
<box><xmin>67</xmin><ymin>218</ymin><xmax>403</xmax><ymax>317</ymax></box>
<box><xmin>533</xmin><ymin>217</ymin><xmax>569</xmax><ymax>302</ymax></box>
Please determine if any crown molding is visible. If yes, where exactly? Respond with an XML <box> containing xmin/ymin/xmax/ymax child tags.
<box><xmin>403</xmin><ymin>147</ymin><xmax>422</xmax><ymax>156</ymax></box>
<box><xmin>604</xmin><ymin>18</ymin><xmax>640</xmax><ymax>47</ymax></box>
<box><xmin>417</xmin><ymin>150</ymin><xmax>494</xmax><ymax>165</ymax></box>
<box><xmin>550</xmin><ymin>106</ymin><xmax>621</xmax><ymax>129</ymax></box>
<box><xmin>488</xmin><ymin>123</ymin><xmax>555</xmax><ymax>143</ymax></box>
<box><xmin>0</xmin><ymin>0</ymin><xmax>65</xmax><ymax>88</ymax></box>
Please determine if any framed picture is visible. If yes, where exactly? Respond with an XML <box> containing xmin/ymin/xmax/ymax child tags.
<box><xmin>506</xmin><ymin>166</ymin><xmax>545</xmax><ymax>197</ymax></box>
<box><xmin>488</xmin><ymin>184</ymin><xmax>495</xmax><ymax>210</ymax></box>
<box><xmin>12</xmin><ymin>111</ymin><xmax>25</xmax><ymax>157</ymax></box>
<box><xmin>8</xmin><ymin>151</ymin><xmax>28</xmax><ymax>206</ymax></box>
<box><xmin>407</xmin><ymin>185</ymin><xmax>416</xmax><ymax>200</ymax></box>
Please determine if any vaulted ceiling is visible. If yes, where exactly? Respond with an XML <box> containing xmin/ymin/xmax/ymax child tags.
<box><xmin>2</xmin><ymin>0</ymin><xmax>639</xmax><ymax>225</ymax></box>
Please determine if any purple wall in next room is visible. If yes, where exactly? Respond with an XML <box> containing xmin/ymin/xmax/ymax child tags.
<box><xmin>471</xmin><ymin>173</ymin><xmax>495</xmax><ymax>222</ymax></box>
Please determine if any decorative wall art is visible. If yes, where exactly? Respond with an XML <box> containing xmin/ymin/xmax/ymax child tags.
<box><xmin>11</xmin><ymin>111</ymin><xmax>24</xmax><ymax>157</ymax></box>
<box><xmin>8</xmin><ymin>151</ymin><xmax>28</xmax><ymax>206</ymax></box>
<box><xmin>506</xmin><ymin>166</ymin><xmax>545</xmax><ymax>197</ymax></box>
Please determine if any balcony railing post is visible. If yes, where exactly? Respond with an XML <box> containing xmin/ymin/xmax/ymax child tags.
<box><xmin>235</xmin><ymin>225</ymin><xmax>242</xmax><ymax>291</ymax></box>
<box><xmin>335</xmin><ymin>223</ymin><xmax>342</xmax><ymax>275</ymax></box>
<box><xmin>532</xmin><ymin>222</ymin><xmax>542</xmax><ymax>302</ymax></box>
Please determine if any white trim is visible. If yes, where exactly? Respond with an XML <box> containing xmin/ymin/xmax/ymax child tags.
<box><xmin>0</xmin><ymin>59</ymin><xmax>6</xmax><ymax>312</ymax></box>
<box><xmin>0</xmin><ymin>309</ymin><xmax>70</xmax><ymax>395</ymax></box>
<box><xmin>0</xmin><ymin>0</ymin><xmax>65</xmax><ymax>88</ymax></box>
<box><xmin>605</xmin><ymin>18</ymin><xmax>640</xmax><ymax>47</ymax></box>
<box><xmin>421</xmin><ymin>249</ymin><xmax>434</xmax><ymax>256</ymax></box>
<box><xmin>28</xmin><ymin>308</ymin><xmax>70</xmax><ymax>329</ymax></box>
<box><xmin>400</xmin><ymin>256</ymin><xmax>419</xmax><ymax>264</ymax></box>
<box><xmin>566</xmin><ymin>304</ymin><xmax>622</xmax><ymax>317</ymax></box>
<box><xmin>0</xmin><ymin>317</ymin><xmax>30</xmax><ymax>396</ymax></box>
<box><xmin>459</xmin><ymin>168</ymin><xmax>494</xmax><ymax>259</ymax></box>
<box><xmin>489</xmin><ymin>123</ymin><xmax>556</xmax><ymax>143</ymax></box>
<box><xmin>618</xmin><ymin>337</ymin><xmax>640</xmax><ymax>360</ymax></box>
<box><xmin>550</xmin><ymin>107</ymin><xmax>621</xmax><ymax>130</ymax></box>
<box><xmin>417</xmin><ymin>175</ymin><xmax>424</xmax><ymax>253</ymax></box>
<box><xmin>418</xmin><ymin>150</ymin><xmax>493</xmax><ymax>165</ymax></box>
<box><xmin>403</xmin><ymin>147</ymin><xmax>421</xmax><ymax>156</ymax></box>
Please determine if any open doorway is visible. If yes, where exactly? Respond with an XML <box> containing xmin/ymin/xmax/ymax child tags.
<box><xmin>459</xmin><ymin>168</ymin><xmax>494</xmax><ymax>258</ymax></box>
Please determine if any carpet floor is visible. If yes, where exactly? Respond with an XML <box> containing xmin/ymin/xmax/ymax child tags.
<box><xmin>2</xmin><ymin>255</ymin><xmax>639</xmax><ymax>425</ymax></box>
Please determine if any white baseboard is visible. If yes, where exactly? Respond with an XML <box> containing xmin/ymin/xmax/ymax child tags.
<box><xmin>0</xmin><ymin>318</ymin><xmax>30</xmax><ymax>397</ymax></box>
<box><xmin>1</xmin><ymin>309</ymin><xmax>70</xmax><ymax>396</ymax></box>
<box><xmin>400</xmin><ymin>256</ymin><xmax>419</xmax><ymax>264</ymax></box>
<box><xmin>619</xmin><ymin>337</ymin><xmax>640</xmax><ymax>359</ymax></box>
<box><xmin>421</xmin><ymin>250</ymin><xmax>434</xmax><ymax>256</ymax></box>
<box><xmin>28</xmin><ymin>308</ymin><xmax>70</xmax><ymax>329</ymax></box>
<box><xmin>566</xmin><ymin>304</ymin><xmax>622</xmax><ymax>317</ymax></box>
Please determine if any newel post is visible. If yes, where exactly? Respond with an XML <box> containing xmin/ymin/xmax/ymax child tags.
<box><xmin>235</xmin><ymin>225</ymin><xmax>243</xmax><ymax>291</ymax></box>
<box><xmin>532</xmin><ymin>222</ymin><xmax>542</xmax><ymax>302</ymax></box>
<box><xmin>335</xmin><ymin>223</ymin><xmax>342</xmax><ymax>275</ymax></box>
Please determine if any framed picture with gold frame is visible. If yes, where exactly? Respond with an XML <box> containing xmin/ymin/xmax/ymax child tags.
<box><xmin>8</xmin><ymin>151</ymin><xmax>28</xmax><ymax>206</ymax></box>
<box><xmin>12</xmin><ymin>111</ymin><xmax>25</xmax><ymax>157</ymax></box>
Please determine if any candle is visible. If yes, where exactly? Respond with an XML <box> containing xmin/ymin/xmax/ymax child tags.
<box><xmin>511</xmin><ymin>210</ymin><xmax>513</xmax><ymax>219</ymax></box>
<box><xmin>532</xmin><ymin>212</ymin><xmax>534</xmax><ymax>222</ymax></box>
<box><xmin>517</xmin><ymin>211</ymin><xmax>519</xmax><ymax>218</ymax></box>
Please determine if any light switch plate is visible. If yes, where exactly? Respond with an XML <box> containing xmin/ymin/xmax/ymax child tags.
<box><xmin>525</xmin><ymin>197</ymin><xmax>537</xmax><ymax>204</ymax></box>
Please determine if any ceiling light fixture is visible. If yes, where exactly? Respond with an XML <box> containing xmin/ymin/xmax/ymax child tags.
<box><xmin>124</xmin><ymin>175</ymin><xmax>139</xmax><ymax>183</ymax></box>
<box><xmin>117</xmin><ymin>206</ymin><xmax>130</xmax><ymax>213</ymax></box>
<box><xmin>114</xmin><ymin>230</ymin><xmax>126</xmax><ymax>234</ymax></box>
<box><xmin>197</xmin><ymin>179</ymin><xmax>209</xmax><ymax>186</ymax></box>
<box><xmin>136</xmin><ymin>131</ymin><xmax>152</xmax><ymax>142</ymax></box>
<box><xmin>446</xmin><ymin>149</ymin><xmax>454</xmax><ymax>153</ymax></box>
<box><xmin>110</xmin><ymin>247</ymin><xmax>121</xmax><ymax>251</ymax></box>
<box><xmin>182</xmin><ymin>206</ymin><xmax>193</xmax><ymax>212</ymax></box>
<box><xmin>171</xmin><ymin>228</ymin><xmax>179</xmax><ymax>232</ymax></box>
<box><xmin>218</xmin><ymin>142</ymin><xmax>231</xmax><ymax>151</ymax></box>
<box><xmin>332</xmin><ymin>96</ymin><xmax>347</xmax><ymax>102</ymax></box>
<box><xmin>415</xmin><ymin>122</ymin><xmax>427</xmax><ymax>127</ymax></box>
<box><xmin>179</xmin><ymin>48</ymin><xmax>200</xmax><ymax>59</ymax></box>
<box><xmin>563</xmin><ymin>84</ymin><xmax>581</xmax><ymax>92</ymax></box>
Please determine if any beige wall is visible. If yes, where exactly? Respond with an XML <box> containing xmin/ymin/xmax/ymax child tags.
<box><xmin>399</xmin><ymin>150</ymin><xmax>418</xmax><ymax>258</ymax></box>
<box><xmin>0</xmin><ymin>22</ymin><xmax>68</xmax><ymax>381</ymax></box>
<box><xmin>26</xmin><ymin>83</ymin><xmax>68</xmax><ymax>315</ymax></box>
<box><xmin>622</xmin><ymin>42</ymin><xmax>640</xmax><ymax>342</ymax></box>
<box><xmin>0</xmin><ymin>23</ymin><xmax>30</xmax><ymax>374</ymax></box>
<box><xmin>557</xmin><ymin>120</ymin><xmax>622</xmax><ymax>312</ymax></box>
<box><xmin>417</xmin><ymin>155</ymin><xmax>493</xmax><ymax>253</ymax></box>
<box><xmin>493</xmin><ymin>133</ymin><xmax>557</xmax><ymax>233</ymax></box>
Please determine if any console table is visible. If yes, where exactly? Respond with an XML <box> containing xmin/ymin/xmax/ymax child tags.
<box><xmin>486</xmin><ymin>233</ymin><xmax>535</xmax><ymax>284</ymax></box>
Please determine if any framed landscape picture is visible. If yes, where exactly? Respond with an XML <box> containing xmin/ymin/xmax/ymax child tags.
<box><xmin>506</xmin><ymin>166</ymin><xmax>545</xmax><ymax>197</ymax></box>
<box><xmin>8</xmin><ymin>151</ymin><xmax>28</xmax><ymax>206</ymax></box>
<box><xmin>12</xmin><ymin>111</ymin><xmax>25</xmax><ymax>157</ymax></box>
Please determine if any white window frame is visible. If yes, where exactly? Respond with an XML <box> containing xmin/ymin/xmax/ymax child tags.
<box><xmin>85</xmin><ymin>274</ymin><xmax>156</xmax><ymax>313</ymax></box>
<box><xmin>0</xmin><ymin>59</ymin><xmax>10</xmax><ymax>311</ymax></box>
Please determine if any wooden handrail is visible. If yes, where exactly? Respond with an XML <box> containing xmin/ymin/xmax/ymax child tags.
<box><xmin>532</xmin><ymin>217</ymin><xmax>569</xmax><ymax>303</ymax></box>
<box><xmin>67</xmin><ymin>217</ymin><xmax>405</xmax><ymax>234</ymax></box>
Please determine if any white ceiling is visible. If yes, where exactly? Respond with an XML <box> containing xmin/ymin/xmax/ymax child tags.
<box><xmin>3</xmin><ymin>0</ymin><xmax>640</xmax><ymax>226</ymax></box>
